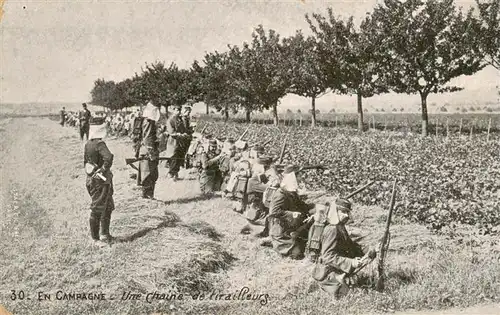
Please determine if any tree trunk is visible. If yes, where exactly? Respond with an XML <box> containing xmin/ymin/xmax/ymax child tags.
<box><xmin>245</xmin><ymin>109</ymin><xmax>251</xmax><ymax>123</ymax></box>
<box><xmin>420</xmin><ymin>92</ymin><xmax>429</xmax><ymax>136</ymax></box>
<box><xmin>311</xmin><ymin>96</ymin><xmax>317</xmax><ymax>128</ymax></box>
<box><xmin>357</xmin><ymin>92</ymin><xmax>364</xmax><ymax>132</ymax></box>
<box><xmin>224</xmin><ymin>105</ymin><xmax>229</xmax><ymax>122</ymax></box>
<box><xmin>272</xmin><ymin>103</ymin><xmax>278</xmax><ymax>126</ymax></box>
<box><xmin>206</xmin><ymin>103</ymin><xmax>209</xmax><ymax>115</ymax></box>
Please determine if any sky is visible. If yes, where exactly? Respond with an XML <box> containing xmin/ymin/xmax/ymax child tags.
<box><xmin>0</xmin><ymin>0</ymin><xmax>498</xmax><ymax>112</ymax></box>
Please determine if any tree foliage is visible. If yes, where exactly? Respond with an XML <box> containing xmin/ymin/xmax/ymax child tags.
<box><xmin>475</xmin><ymin>0</ymin><xmax>500</xmax><ymax>70</ymax></box>
<box><xmin>371</xmin><ymin>0</ymin><xmax>485</xmax><ymax>136</ymax></box>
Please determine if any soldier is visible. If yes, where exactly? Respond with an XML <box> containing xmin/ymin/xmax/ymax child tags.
<box><xmin>138</xmin><ymin>102</ymin><xmax>160</xmax><ymax>199</ymax></box>
<box><xmin>181</xmin><ymin>104</ymin><xmax>194</xmax><ymax>168</ymax></box>
<box><xmin>60</xmin><ymin>107</ymin><xmax>66</xmax><ymax>127</ymax></box>
<box><xmin>311</xmin><ymin>199</ymin><xmax>377</xmax><ymax>298</ymax></box>
<box><xmin>219</xmin><ymin>139</ymin><xmax>237</xmax><ymax>192</ymax></box>
<box><xmin>165</xmin><ymin>104</ymin><xmax>190</xmax><ymax>180</ymax></box>
<box><xmin>79</xmin><ymin>103</ymin><xmax>92</xmax><ymax>141</ymax></box>
<box><xmin>84</xmin><ymin>123</ymin><xmax>115</xmax><ymax>244</ymax></box>
<box><xmin>197</xmin><ymin>139</ymin><xmax>223</xmax><ymax>194</ymax></box>
<box><xmin>267</xmin><ymin>165</ymin><xmax>316</xmax><ymax>260</ymax></box>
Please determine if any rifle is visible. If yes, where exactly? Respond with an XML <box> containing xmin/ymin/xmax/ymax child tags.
<box><xmin>125</xmin><ymin>157</ymin><xmax>170</xmax><ymax>169</ymax></box>
<box><xmin>278</xmin><ymin>134</ymin><xmax>288</xmax><ymax>165</ymax></box>
<box><xmin>238</xmin><ymin>126</ymin><xmax>250</xmax><ymax>141</ymax></box>
<box><xmin>200</xmin><ymin>123</ymin><xmax>208</xmax><ymax>134</ymax></box>
<box><xmin>344</xmin><ymin>180</ymin><xmax>376</xmax><ymax>199</ymax></box>
<box><xmin>375</xmin><ymin>179</ymin><xmax>397</xmax><ymax>292</ymax></box>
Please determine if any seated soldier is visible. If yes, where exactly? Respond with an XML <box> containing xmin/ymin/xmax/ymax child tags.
<box><xmin>311</xmin><ymin>198</ymin><xmax>377</xmax><ymax>299</ymax></box>
<box><xmin>219</xmin><ymin>139</ymin><xmax>237</xmax><ymax>193</ymax></box>
<box><xmin>267</xmin><ymin>165</ymin><xmax>316</xmax><ymax>260</ymax></box>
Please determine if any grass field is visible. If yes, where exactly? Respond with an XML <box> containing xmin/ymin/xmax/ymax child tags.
<box><xmin>1</xmin><ymin>116</ymin><xmax>499</xmax><ymax>315</ymax></box>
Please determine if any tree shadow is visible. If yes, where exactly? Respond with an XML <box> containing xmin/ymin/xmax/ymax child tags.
<box><xmin>114</xmin><ymin>211</ymin><xmax>181</xmax><ymax>243</ymax></box>
<box><xmin>161</xmin><ymin>193</ymin><xmax>221</xmax><ymax>206</ymax></box>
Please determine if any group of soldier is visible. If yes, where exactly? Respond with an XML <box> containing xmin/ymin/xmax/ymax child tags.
<box><xmin>77</xmin><ymin>101</ymin><xmax>379</xmax><ymax>299</ymax></box>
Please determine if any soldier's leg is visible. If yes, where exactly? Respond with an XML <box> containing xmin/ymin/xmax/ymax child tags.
<box><xmin>79</xmin><ymin>127</ymin><xmax>84</xmax><ymax>141</ymax></box>
<box><xmin>100</xmin><ymin>188</ymin><xmax>115</xmax><ymax>242</ymax></box>
<box><xmin>89</xmin><ymin>211</ymin><xmax>101</xmax><ymax>241</ymax></box>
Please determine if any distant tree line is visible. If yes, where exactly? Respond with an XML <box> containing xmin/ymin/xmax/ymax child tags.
<box><xmin>90</xmin><ymin>0</ymin><xmax>499</xmax><ymax>136</ymax></box>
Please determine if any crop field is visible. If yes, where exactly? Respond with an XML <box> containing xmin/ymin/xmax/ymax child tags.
<box><xmin>197</xmin><ymin>112</ymin><xmax>500</xmax><ymax>137</ymax></box>
<box><xmin>197</xmin><ymin>120</ymin><xmax>500</xmax><ymax>236</ymax></box>
<box><xmin>1</xmin><ymin>114</ymin><xmax>499</xmax><ymax>315</ymax></box>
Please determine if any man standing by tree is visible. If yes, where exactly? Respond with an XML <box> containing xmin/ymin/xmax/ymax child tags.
<box><xmin>79</xmin><ymin>103</ymin><xmax>92</xmax><ymax>141</ymax></box>
<box><xmin>84</xmin><ymin>123</ymin><xmax>115</xmax><ymax>245</ymax></box>
<box><xmin>138</xmin><ymin>102</ymin><xmax>160</xmax><ymax>199</ymax></box>
<box><xmin>165</xmin><ymin>104</ymin><xmax>189</xmax><ymax>180</ymax></box>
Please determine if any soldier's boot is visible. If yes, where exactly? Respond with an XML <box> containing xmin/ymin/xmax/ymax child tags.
<box><xmin>89</xmin><ymin>213</ymin><xmax>100</xmax><ymax>241</ymax></box>
<box><xmin>100</xmin><ymin>212</ymin><xmax>114</xmax><ymax>243</ymax></box>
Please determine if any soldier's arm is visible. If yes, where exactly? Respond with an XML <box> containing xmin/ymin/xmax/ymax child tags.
<box><xmin>200</xmin><ymin>153</ymin><xmax>209</xmax><ymax>169</ymax></box>
<box><xmin>97</xmin><ymin>141</ymin><xmax>114</xmax><ymax>171</ymax></box>
<box><xmin>320</xmin><ymin>225</ymin><xmax>357</xmax><ymax>274</ymax></box>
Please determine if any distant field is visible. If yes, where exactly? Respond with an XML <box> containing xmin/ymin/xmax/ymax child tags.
<box><xmin>196</xmin><ymin>112</ymin><xmax>500</xmax><ymax>136</ymax></box>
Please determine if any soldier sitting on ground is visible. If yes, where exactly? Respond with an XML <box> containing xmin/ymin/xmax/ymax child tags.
<box><xmin>310</xmin><ymin>198</ymin><xmax>377</xmax><ymax>299</ymax></box>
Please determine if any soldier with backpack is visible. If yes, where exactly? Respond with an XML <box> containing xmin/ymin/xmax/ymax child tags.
<box><xmin>310</xmin><ymin>198</ymin><xmax>377</xmax><ymax>298</ymax></box>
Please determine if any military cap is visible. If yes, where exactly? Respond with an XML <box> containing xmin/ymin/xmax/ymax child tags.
<box><xmin>208</xmin><ymin>139</ymin><xmax>217</xmax><ymax>145</ymax></box>
<box><xmin>253</xmin><ymin>145</ymin><xmax>265</xmax><ymax>153</ymax></box>
<box><xmin>335</xmin><ymin>198</ymin><xmax>352</xmax><ymax>212</ymax></box>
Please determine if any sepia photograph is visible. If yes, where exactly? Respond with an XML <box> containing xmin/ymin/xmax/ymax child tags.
<box><xmin>0</xmin><ymin>0</ymin><xmax>499</xmax><ymax>314</ymax></box>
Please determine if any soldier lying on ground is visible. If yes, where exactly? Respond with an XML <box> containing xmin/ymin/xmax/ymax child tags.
<box><xmin>310</xmin><ymin>198</ymin><xmax>377</xmax><ymax>299</ymax></box>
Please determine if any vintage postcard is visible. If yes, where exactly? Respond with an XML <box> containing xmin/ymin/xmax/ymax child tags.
<box><xmin>1</xmin><ymin>0</ymin><xmax>499</xmax><ymax>314</ymax></box>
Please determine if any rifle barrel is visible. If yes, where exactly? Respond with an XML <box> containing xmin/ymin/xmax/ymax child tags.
<box><xmin>345</xmin><ymin>180</ymin><xmax>376</xmax><ymax>199</ymax></box>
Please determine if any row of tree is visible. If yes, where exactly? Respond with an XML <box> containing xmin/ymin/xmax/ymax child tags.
<box><xmin>90</xmin><ymin>0</ymin><xmax>499</xmax><ymax>136</ymax></box>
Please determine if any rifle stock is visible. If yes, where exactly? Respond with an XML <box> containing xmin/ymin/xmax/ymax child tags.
<box><xmin>375</xmin><ymin>179</ymin><xmax>397</xmax><ymax>292</ymax></box>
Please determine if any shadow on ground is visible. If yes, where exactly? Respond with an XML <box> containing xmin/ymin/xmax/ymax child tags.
<box><xmin>115</xmin><ymin>211</ymin><xmax>181</xmax><ymax>243</ymax></box>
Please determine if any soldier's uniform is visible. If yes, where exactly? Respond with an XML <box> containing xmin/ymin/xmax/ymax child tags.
<box><xmin>79</xmin><ymin>103</ymin><xmax>92</xmax><ymax>141</ymax></box>
<box><xmin>311</xmin><ymin>199</ymin><xmax>376</xmax><ymax>298</ymax></box>
<box><xmin>197</xmin><ymin>139</ymin><xmax>223</xmax><ymax>194</ymax></box>
<box><xmin>268</xmin><ymin>165</ymin><xmax>315</xmax><ymax>260</ymax></box>
<box><xmin>84</xmin><ymin>124</ymin><xmax>115</xmax><ymax>243</ymax></box>
<box><xmin>138</xmin><ymin>103</ymin><xmax>160</xmax><ymax>199</ymax></box>
<box><xmin>165</xmin><ymin>105</ymin><xmax>190</xmax><ymax>179</ymax></box>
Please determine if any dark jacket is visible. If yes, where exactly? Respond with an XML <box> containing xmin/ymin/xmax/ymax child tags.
<box><xmin>84</xmin><ymin>139</ymin><xmax>114</xmax><ymax>181</ymax></box>
<box><xmin>165</xmin><ymin>115</ymin><xmax>189</xmax><ymax>158</ymax></box>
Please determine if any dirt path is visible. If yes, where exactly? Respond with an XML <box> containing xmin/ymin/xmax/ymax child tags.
<box><xmin>1</xmin><ymin>117</ymin><xmax>498</xmax><ymax>315</ymax></box>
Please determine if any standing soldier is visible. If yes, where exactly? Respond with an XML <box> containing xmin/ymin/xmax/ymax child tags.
<box><xmin>267</xmin><ymin>165</ymin><xmax>316</xmax><ymax>260</ymax></box>
<box><xmin>138</xmin><ymin>102</ymin><xmax>160</xmax><ymax>199</ymax></box>
<box><xmin>60</xmin><ymin>107</ymin><xmax>66</xmax><ymax>127</ymax></box>
<box><xmin>84</xmin><ymin>123</ymin><xmax>115</xmax><ymax>244</ymax></box>
<box><xmin>197</xmin><ymin>139</ymin><xmax>223</xmax><ymax>194</ymax></box>
<box><xmin>311</xmin><ymin>199</ymin><xmax>377</xmax><ymax>298</ymax></box>
<box><xmin>79</xmin><ymin>103</ymin><xmax>92</xmax><ymax>141</ymax></box>
<box><xmin>165</xmin><ymin>104</ymin><xmax>189</xmax><ymax>180</ymax></box>
<box><xmin>181</xmin><ymin>103</ymin><xmax>194</xmax><ymax>169</ymax></box>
